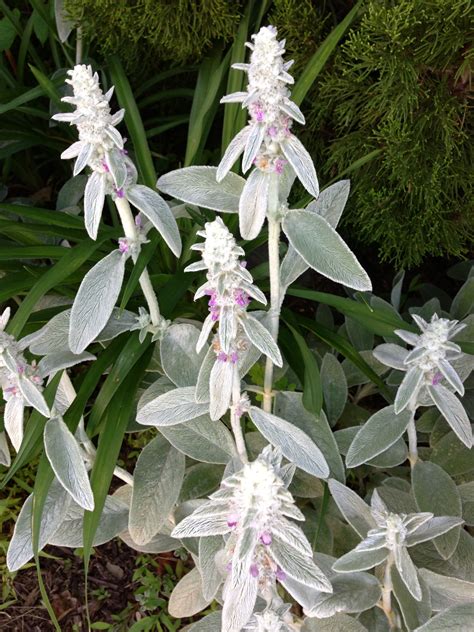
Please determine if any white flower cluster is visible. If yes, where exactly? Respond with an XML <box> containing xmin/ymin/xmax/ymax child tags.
<box><xmin>172</xmin><ymin>446</ymin><xmax>331</xmax><ymax>631</ymax></box>
<box><xmin>374</xmin><ymin>312</ymin><xmax>472</xmax><ymax>447</ymax></box>
<box><xmin>396</xmin><ymin>313</ymin><xmax>465</xmax><ymax>390</ymax></box>
<box><xmin>0</xmin><ymin>308</ymin><xmax>49</xmax><ymax>452</ymax></box>
<box><xmin>53</xmin><ymin>65</ymin><xmax>133</xmax><ymax>196</ymax></box>
<box><xmin>187</xmin><ymin>217</ymin><xmax>266</xmax><ymax>358</ymax></box>
<box><xmin>186</xmin><ymin>218</ymin><xmax>282</xmax><ymax>420</ymax></box>
<box><xmin>334</xmin><ymin>490</ymin><xmax>462</xmax><ymax>601</ymax></box>
<box><xmin>217</xmin><ymin>25</ymin><xmax>318</xmax><ymax>200</ymax></box>
<box><xmin>243</xmin><ymin>604</ymin><xmax>296</xmax><ymax>632</ymax></box>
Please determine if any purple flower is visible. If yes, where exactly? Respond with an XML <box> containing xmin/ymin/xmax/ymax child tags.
<box><xmin>250</xmin><ymin>564</ymin><xmax>259</xmax><ymax>578</ymax></box>
<box><xmin>227</xmin><ymin>513</ymin><xmax>238</xmax><ymax>528</ymax></box>
<box><xmin>432</xmin><ymin>372</ymin><xmax>443</xmax><ymax>386</ymax></box>
<box><xmin>217</xmin><ymin>351</ymin><xmax>228</xmax><ymax>362</ymax></box>
<box><xmin>260</xmin><ymin>531</ymin><xmax>272</xmax><ymax>545</ymax></box>
<box><xmin>118</xmin><ymin>238</ymin><xmax>129</xmax><ymax>254</ymax></box>
<box><xmin>115</xmin><ymin>187</ymin><xmax>125</xmax><ymax>198</ymax></box>
<box><xmin>276</xmin><ymin>568</ymin><xmax>286</xmax><ymax>581</ymax></box>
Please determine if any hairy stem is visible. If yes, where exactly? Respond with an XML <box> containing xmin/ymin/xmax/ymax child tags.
<box><xmin>381</xmin><ymin>554</ymin><xmax>397</xmax><ymax>629</ymax></box>
<box><xmin>230</xmin><ymin>366</ymin><xmax>248</xmax><ymax>463</ymax></box>
<box><xmin>407</xmin><ymin>404</ymin><xmax>418</xmax><ymax>468</ymax></box>
<box><xmin>262</xmin><ymin>175</ymin><xmax>281</xmax><ymax>413</ymax></box>
<box><xmin>114</xmin><ymin>196</ymin><xmax>161</xmax><ymax>326</ymax></box>
<box><xmin>75</xmin><ymin>27</ymin><xmax>83</xmax><ymax>65</ymax></box>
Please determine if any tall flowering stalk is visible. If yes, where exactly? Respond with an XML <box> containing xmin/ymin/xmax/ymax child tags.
<box><xmin>53</xmin><ymin>64</ymin><xmax>181</xmax><ymax>352</ymax></box>
<box><xmin>187</xmin><ymin>217</ymin><xmax>281</xmax><ymax>459</ymax></box>
<box><xmin>158</xmin><ymin>25</ymin><xmax>371</xmax><ymax>414</ymax></box>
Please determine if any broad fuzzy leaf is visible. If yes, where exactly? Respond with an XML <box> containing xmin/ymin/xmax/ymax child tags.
<box><xmin>238</xmin><ymin>168</ymin><xmax>270</xmax><ymax>239</ymax></box>
<box><xmin>412</xmin><ymin>461</ymin><xmax>463</xmax><ymax>559</ymax></box>
<box><xmin>240</xmin><ymin>315</ymin><xmax>282</xmax><ymax>367</ymax></box>
<box><xmin>44</xmin><ymin>416</ymin><xmax>94</xmax><ymax>511</ymax></box>
<box><xmin>69</xmin><ymin>249</ymin><xmax>126</xmax><ymax>354</ymax></box>
<box><xmin>428</xmin><ymin>384</ymin><xmax>472</xmax><ymax>448</ymax></box>
<box><xmin>84</xmin><ymin>171</ymin><xmax>106</xmax><ymax>239</ymax></box>
<box><xmin>126</xmin><ymin>184</ymin><xmax>182</xmax><ymax>257</ymax></box>
<box><xmin>283</xmin><ymin>210</ymin><xmax>371</xmax><ymax>291</ymax></box>
<box><xmin>136</xmin><ymin>386</ymin><xmax>209</xmax><ymax>427</ymax></box>
<box><xmin>249</xmin><ymin>407</ymin><xmax>330</xmax><ymax>479</ymax></box>
<box><xmin>158</xmin><ymin>165</ymin><xmax>244</xmax><ymax>212</ymax></box>
<box><xmin>160</xmin><ymin>323</ymin><xmax>209</xmax><ymax>387</ymax></box>
<box><xmin>346</xmin><ymin>405</ymin><xmax>412</xmax><ymax>468</ymax></box>
<box><xmin>328</xmin><ymin>479</ymin><xmax>376</xmax><ymax>538</ymax></box>
<box><xmin>129</xmin><ymin>435</ymin><xmax>185</xmax><ymax>544</ymax></box>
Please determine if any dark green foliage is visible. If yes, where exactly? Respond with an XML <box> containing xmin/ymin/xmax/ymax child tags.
<box><xmin>304</xmin><ymin>0</ymin><xmax>473</xmax><ymax>268</ymax></box>
<box><xmin>64</xmin><ymin>0</ymin><xmax>241</xmax><ymax>70</ymax></box>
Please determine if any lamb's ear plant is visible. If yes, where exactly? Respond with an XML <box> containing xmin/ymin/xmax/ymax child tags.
<box><xmin>2</xmin><ymin>22</ymin><xmax>474</xmax><ymax>632</ymax></box>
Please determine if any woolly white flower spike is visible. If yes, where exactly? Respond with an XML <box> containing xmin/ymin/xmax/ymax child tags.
<box><xmin>218</xmin><ymin>26</ymin><xmax>315</xmax><ymax>188</ymax></box>
<box><xmin>243</xmin><ymin>604</ymin><xmax>296</xmax><ymax>632</ymax></box>
<box><xmin>172</xmin><ymin>446</ymin><xmax>331</xmax><ymax>631</ymax></box>
<box><xmin>376</xmin><ymin>312</ymin><xmax>473</xmax><ymax>447</ymax></box>
<box><xmin>0</xmin><ymin>308</ymin><xmax>49</xmax><ymax>451</ymax></box>
<box><xmin>187</xmin><ymin>218</ymin><xmax>280</xmax><ymax>419</ymax></box>
<box><xmin>333</xmin><ymin>487</ymin><xmax>464</xmax><ymax>602</ymax></box>
<box><xmin>53</xmin><ymin>65</ymin><xmax>181</xmax><ymax>256</ymax></box>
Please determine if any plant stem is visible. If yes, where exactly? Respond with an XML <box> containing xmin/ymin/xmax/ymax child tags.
<box><xmin>75</xmin><ymin>26</ymin><xmax>83</xmax><ymax>65</ymax></box>
<box><xmin>407</xmin><ymin>403</ymin><xmax>418</xmax><ymax>468</ymax></box>
<box><xmin>262</xmin><ymin>175</ymin><xmax>281</xmax><ymax>413</ymax></box>
<box><xmin>381</xmin><ymin>554</ymin><xmax>397</xmax><ymax>629</ymax></box>
<box><xmin>114</xmin><ymin>196</ymin><xmax>161</xmax><ymax>326</ymax></box>
<box><xmin>230</xmin><ymin>366</ymin><xmax>248</xmax><ymax>463</ymax></box>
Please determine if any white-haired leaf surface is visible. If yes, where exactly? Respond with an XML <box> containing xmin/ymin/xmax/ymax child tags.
<box><xmin>44</xmin><ymin>416</ymin><xmax>94</xmax><ymax>511</ymax></box>
<box><xmin>7</xmin><ymin>480</ymin><xmax>71</xmax><ymax>571</ymax></box>
<box><xmin>346</xmin><ymin>406</ymin><xmax>412</xmax><ymax>468</ymax></box>
<box><xmin>241</xmin><ymin>315</ymin><xmax>282</xmax><ymax>367</ymax></box>
<box><xmin>238</xmin><ymin>168</ymin><xmax>270</xmax><ymax>240</ymax></box>
<box><xmin>160</xmin><ymin>415</ymin><xmax>235</xmax><ymax>464</ymax></box>
<box><xmin>126</xmin><ymin>184</ymin><xmax>181</xmax><ymax>257</ymax></box>
<box><xmin>283</xmin><ymin>210</ymin><xmax>371</xmax><ymax>291</ymax></box>
<box><xmin>136</xmin><ymin>386</ymin><xmax>209</xmax><ymax>427</ymax></box>
<box><xmin>160</xmin><ymin>323</ymin><xmax>209</xmax><ymax>387</ymax></box>
<box><xmin>69</xmin><ymin>249</ymin><xmax>126</xmax><ymax>353</ymax></box>
<box><xmin>328</xmin><ymin>479</ymin><xmax>376</xmax><ymax>538</ymax></box>
<box><xmin>249</xmin><ymin>407</ymin><xmax>330</xmax><ymax>479</ymax></box>
<box><xmin>169</xmin><ymin>567</ymin><xmax>210</xmax><ymax>618</ymax></box>
<box><xmin>158</xmin><ymin>166</ymin><xmax>244</xmax><ymax>212</ymax></box>
<box><xmin>83</xmin><ymin>171</ymin><xmax>105</xmax><ymax>239</ymax></box>
<box><xmin>412</xmin><ymin>461</ymin><xmax>463</xmax><ymax>559</ymax></box>
<box><xmin>129</xmin><ymin>435</ymin><xmax>185</xmax><ymax>545</ymax></box>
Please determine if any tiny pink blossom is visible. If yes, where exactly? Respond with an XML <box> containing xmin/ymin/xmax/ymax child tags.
<box><xmin>250</xmin><ymin>564</ymin><xmax>259</xmax><ymax>578</ymax></box>
<box><xmin>227</xmin><ymin>513</ymin><xmax>238</xmax><ymax>528</ymax></box>
<box><xmin>260</xmin><ymin>531</ymin><xmax>272</xmax><ymax>545</ymax></box>
<box><xmin>432</xmin><ymin>372</ymin><xmax>443</xmax><ymax>386</ymax></box>
<box><xmin>217</xmin><ymin>351</ymin><xmax>228</xmax><ymax>362</ymax></box>
<box><xmin>268</xmin><ymin>125</ymin><xmax>278</xmax><ymax>137</ymax></box>
<box><xmin>274</xmin><ymin>158</ymin><xmax>286</xmax><ymax>175</ymax></box>
<box><xmin>115</xmin><ymin>187</ymin><xmax>125</xmax><ymax>198</ymax></box>
<box><xmin>230</xmin><ymin>351</ymin><xmax>239</xmax><ymax>363</ymax></box>
<box><xmin>118</xmin><ymin>238</ymin><xmax>129</xmax><ymax>254</ymax></box>
<box><xmin>276</xmin><ymin>568</ymin><xmax>286</xmax><ymax>581</ymax></box>
<box><xmin>101</xmin><ymin>160</ymin><xmax>110</xmax><ymax>172</ymax></box>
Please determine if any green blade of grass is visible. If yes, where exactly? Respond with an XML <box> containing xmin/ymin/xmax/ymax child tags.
<box><xmin>108</xmin><ymin>56</ymin><xmax>156</xmax><ymax>188</ymax></box>
<box><xmin>292</xmin><ymin>0</ymin><xmax>363</xmax><ymax>106</ymax></box>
